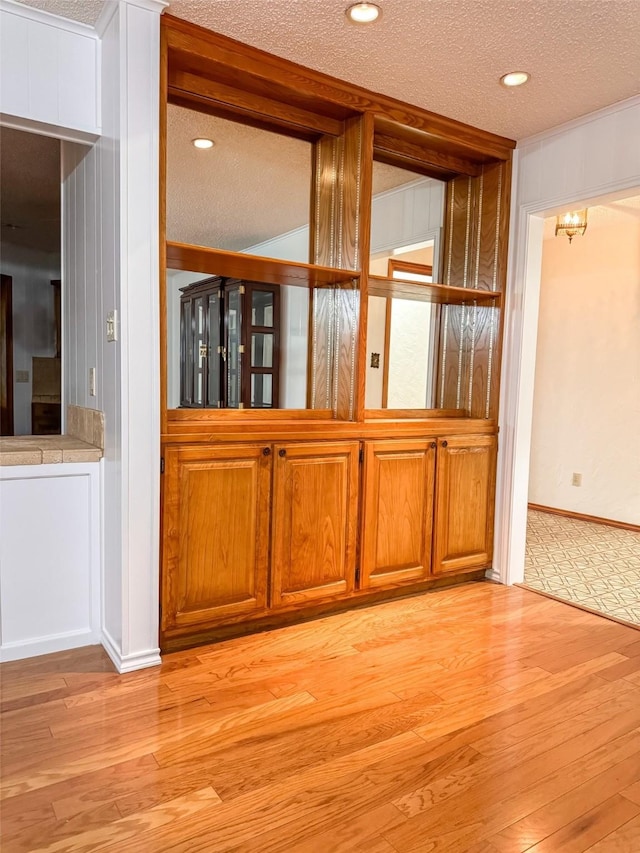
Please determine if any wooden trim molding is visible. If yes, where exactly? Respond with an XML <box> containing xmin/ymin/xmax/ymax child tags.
<box><xmin>528</xmin><ymin>503</ymin><xmax>640</xmax><ymax>534</ymax></box>
<box><xmin>163</xmin><ymin>15</ymin><xmax>515</xmax><ymax>162</ymax></box>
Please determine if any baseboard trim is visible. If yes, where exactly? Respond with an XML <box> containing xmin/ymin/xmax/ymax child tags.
<box><xmin>0</xmin><ymin>628</ymin><xmax>99</xmax><ymax>663</ymax></box>
<box><xmin>101</xmin><ymin>628</ymin><xmax>161</xmax><ymax>674</ymax></box>
<box><xmin>528</xmin><ymin>503</ymin><xmax>640</xmax><ymax>533</ymax></box>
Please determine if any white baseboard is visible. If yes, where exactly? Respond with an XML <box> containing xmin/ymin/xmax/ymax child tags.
<box><xmin>484</xmin><ymin>568</ymin><xmax>502</xmax><ymax>583</ymax></box>
<box><xmin>0</xmin><ymin>628</ymin><xmax>100</xmax><ymax>663</ymax></box>
<box><xmin>101</xmin><ymin>628</ymin><xmax>161</xmax><ymax>674</ymax></box>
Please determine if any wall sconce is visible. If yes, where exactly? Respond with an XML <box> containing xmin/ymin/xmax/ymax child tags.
<box><xmin>555</xmin><ymin>209</ymin><xmax>588</xmax><ymax>244</ymax></box>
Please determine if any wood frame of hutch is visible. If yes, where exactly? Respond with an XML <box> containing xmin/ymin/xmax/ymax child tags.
<box><xmin>159</xmin><ymin>14</ymin><xmax>515</xmax><ymax>651</ymax></box>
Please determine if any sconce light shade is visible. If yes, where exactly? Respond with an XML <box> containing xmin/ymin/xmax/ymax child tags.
<box><xmin>555</xmin><ymin>209</ymin><xmax>588</xmax><ymax>243</ymax></box>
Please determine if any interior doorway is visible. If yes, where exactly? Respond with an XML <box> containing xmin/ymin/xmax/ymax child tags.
<box><xmin>0</xmin><ymin>127</ymin><xmax>62</xmax><ymax>436</ymax></box>
<box><xmin>519</xmin><ymin>195</ymin><xmax>640</xmax><ymax>625</ymax></box>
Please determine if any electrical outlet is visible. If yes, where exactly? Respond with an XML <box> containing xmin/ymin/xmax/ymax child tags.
<box><xmin>89</xmin><ymin>367</ymin><xmax>96</xmax><ymax>397</ymax></box>
<box><xmin>106</xmin><ymin>310</ymin><xmax>118</xmax><ymax>342</ymax></box>
<box><xmin>572</xmin><ymin>472</ymin><xmax>582</xmax><ymax>487</ymax></box>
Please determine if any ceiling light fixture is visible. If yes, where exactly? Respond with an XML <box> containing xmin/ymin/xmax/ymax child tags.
<box><xmin>346</xmin><ymin>3</ymin><xmax>381</xmax><ymax>24</ymax></box>
<box><xmin>192</xmin><ymin>138</ymin><xmax>214</xmax><ymax>149</ymax></box>
<box><xmin>500</xmin><ymin>71</ymin><xmax>530</xmax><ymax>88</ymax></box>
<box><xmin>555</xmin><ymin>209</ymin><xmax>588</xmax><ymax>244</ymax></box>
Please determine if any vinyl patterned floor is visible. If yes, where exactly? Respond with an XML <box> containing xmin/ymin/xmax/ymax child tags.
<box><xmin>525</xmin><ymin>509</ymin><xmax>640</xmax><ymax>625</ymax></box>
<box><xmin>2</xmin><ymin>583</ymin><xmax>640</xmax><ymax>852</ymax></box>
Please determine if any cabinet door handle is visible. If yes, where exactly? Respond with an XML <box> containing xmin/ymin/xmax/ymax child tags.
<box><xmin>441</xmin><ymin>440</ymin><xmax>448</xmax><ymax>448</ymax></box>
<box><xmin>430</xmin><ymin>441</ymin><xmax>437</xmax><ymax>449</ymax></box>
<box><xmin>278</xmin><ymin>448</ymin><xmax>286</xmax><ymax>458</ymax></box>
<box><xmin>262</xmin><ymin>447</ymin><xmax>271</xmax><ymax>457</ymax></box>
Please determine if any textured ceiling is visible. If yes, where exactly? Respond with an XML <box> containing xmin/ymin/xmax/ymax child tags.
<box><xmin>167</xmin><ymin>105</ymin><xmax>424</xmax><ymax>251</ymax></box>
<box><xmin>11</xmin><ymin>0</ymin><xmax>640</xmax><ymax>140</ymax></box>
<box><xmin>12</xmin><ymin>0</ymin><xmax>104</xmax><ymax>26</ymax></box>
<box><xmin>0</xmin><ymin>127</ymin><xmax>60</xmax><ymax>254</ymax></box>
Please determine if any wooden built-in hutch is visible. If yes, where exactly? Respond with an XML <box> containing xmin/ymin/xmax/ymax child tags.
<box><xmin>159</xmin><ymin>15</ymin><xmax>515</xmax><ymax>651</ymax></box>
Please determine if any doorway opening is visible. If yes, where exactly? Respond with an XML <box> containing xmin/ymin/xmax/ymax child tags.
<box><xmin>0</xmin><ymin>127</ymin><xmax>61</xmax><ymax>436</ymax></box>
<box><xmin>521</xmin><ymin>194</ymin><xmax>640</xmax><ymax>625</ymax></box>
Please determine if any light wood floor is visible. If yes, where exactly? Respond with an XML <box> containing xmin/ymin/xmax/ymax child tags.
<box><xmin>2</xmin><ymin>583</ymin><xmax>640</xmax><ymax>853</ymax></box>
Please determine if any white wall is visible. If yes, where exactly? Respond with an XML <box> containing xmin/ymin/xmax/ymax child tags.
<box><xmin>279</xmin><ymin>286</ymin><xmax>308</xmax><ymax>408</ymax></box>
<box><xmin>0</xmin><ymin>462</ymin><xmax>100</xmax><ymax>661</ymax></box>
<box><xmin>528</xmin><ymin>209</ymin><xmax>640</xmax><ymax>524</ymax></box>
<box><xmin>63</xmin><ymin>0</ymin><xmax>165</xmax><ymax>672</ymax></box>
<box><xmin>495</xmin><ymin>95</ymin><xmax>640</xmax><ymax>584</ymax></box>
<box><xmin>0</xmin><ymin>0</ymin><xmax>100</xmax><ymax>141</ymax></box>
<box><xmin>0</xmin><ymin>243</ymin><xmax>60</xmax><ymax>434</ymax></box>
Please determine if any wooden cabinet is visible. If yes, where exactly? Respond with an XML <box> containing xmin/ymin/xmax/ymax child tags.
<box><xmin>160</xmin><ymin>432</ymin><xmax>497</xmax><ymax>646</ymax></box>
<box><xmin>432</xmin><ymin>435</ymin><xmax>497</xmax><ymax>574</ymax></box>
<box><xmin>161</xmin><ymin>444</ymin><xmax>271</xmax><ymax>633</ymax></box>
<box><xmin>360</xmin><ymin>439</ymin><xmax>436</xmax><ymax>587</ymax></box>
<box><xmin>271</xmin><ymin>441</ymin><xmax>359</xmax><ymax>606</ymax></box>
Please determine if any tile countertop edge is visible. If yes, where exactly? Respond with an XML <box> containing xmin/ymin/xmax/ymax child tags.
<box><xmin>0</xmin><ymin>436</ymin><xmax>103</xmax><ymax>466</ymax></box>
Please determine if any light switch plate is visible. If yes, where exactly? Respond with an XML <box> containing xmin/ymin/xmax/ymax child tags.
<box><xmin>16</xmin><ymin>370</ymin><xmax>29</xmax><ymax>383</ymax></box>
<box><xmin>106</xmin><ymin>310</ymin><xmax>118</xmax><ymax>342</ymax></box>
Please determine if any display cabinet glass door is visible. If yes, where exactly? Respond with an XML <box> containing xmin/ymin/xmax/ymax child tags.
<box><xmin>207</xmin><ymin>289</ymin><xmax>222</xmax><ymax>407</ymax></box>
<box><xmin>179</xmin><ymin>278</ymin><xmax>280</xmax><ymax>409</ymax></box>
<box><xmin>247</xmin><ymin>285</ymin><xmax>279</xmax><ymax>409</ymax></box>
<box><xmin>225</xmin><ymin>283</ymin><xmax>243</xmax><ymax>409</ymax></box>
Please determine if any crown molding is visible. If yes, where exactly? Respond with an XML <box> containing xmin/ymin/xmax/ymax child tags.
<box><xmin>517</xmin><ymin>94</ymin><xmax>640</xmax><ymax>149</ymax></box>
<box><xmin>0</xmin><ymin>0</ymin><xmax>98</xmax><ymax>38</ymax></box>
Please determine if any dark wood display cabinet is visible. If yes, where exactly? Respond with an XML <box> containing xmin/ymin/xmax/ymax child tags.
<box><xmin>180</xmin><ymin>276</ymin><xmax>280</xmax><ymax>409</ymax></box>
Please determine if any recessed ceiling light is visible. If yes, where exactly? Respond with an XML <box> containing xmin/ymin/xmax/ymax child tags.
<box><xmin>500</xmin><ymin>71</ymin><xmax>530</xmax><ymax>88</ymax></box>
<box><xmin>346</xmin><ymin>3</ymin><xmax>381</xmax><ymax>24</ymax></box>
<box><xmin>192</xmin><ymin>138</ymin><xmax>214</xmax><ymax>149</ymax></box>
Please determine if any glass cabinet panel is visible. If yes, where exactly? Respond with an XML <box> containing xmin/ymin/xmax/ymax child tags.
<box><xmin>251</xmin><ymin>290</ymin><xmax>274</xmax><ymax>327</ymax></box>
<box><xmin>226</xmin><ymin>285</ymin><xmax>242</xmax><ymax>409</ymax></box>
<box><xmin>193</xmin><ymin>295</ymin><xmax>206</xmax><ymax>406</ymax></box>
<box><xmin>251</xmin><ymin>333</ymin><xmax>274</xmax><ymax>368</ymax></box>
<box><xmin>251</xmin><ymin>374</ymin><xmax>273</xmax><ymax>408</ymax></box>
<box><xmin>207</xmin><ymin>290</ymin><xmax>221</xmax><ymax>407</ymax></box>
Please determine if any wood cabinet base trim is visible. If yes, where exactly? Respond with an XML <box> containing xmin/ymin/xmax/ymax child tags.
<box><xmin>161</xmin><ymin>571</ymin><xmax>486</xmax><ymax>652</ymax></box>
<box><xmin>528</xmin><ymin>503</ymin><xmax>640</xmax><ymax>534</ymax></box>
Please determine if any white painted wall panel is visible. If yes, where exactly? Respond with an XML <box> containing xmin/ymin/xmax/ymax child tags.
<box><xmin>64</xmin><ymin>0</ymin><xmax>164</xmax><ymax>672</ymax></box>
<box><xmin>0</xmin><ymin>10</ymin><xmax>29</xmax><ymax>116</ymax></box>
<box><xmin>0</xmin><ymin>462</ymin><xmax>100</xmax><ymax>661</ymax></box>
<box><xmin>0</xmin><ymin>2</ymin><xmax>100</xmax><ymax>138</ymax></box>
<box><xmin>370</xmin><ymin>179</ymin><xmax>445</xmax><ymax>255</ymax></box>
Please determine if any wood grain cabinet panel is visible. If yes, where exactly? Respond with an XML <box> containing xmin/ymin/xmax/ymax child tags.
<box><xmin>161</xmin><ymin>444</ymin><xmax>271</xmax><ymax>632</ymax></box>
<box><xmin>360</xmin><ymin>440</ymin><xmax>436</xmax><ymax>587</ymax></box>
<box><xmin>433</xmin><ymin>434</ymin><xmax>497</xmax><ymax>574</ymax></box>
<box><xmin>271</xmin><ymin>441</ymin><xmax>359</xmax><ymax>606</ymax></box>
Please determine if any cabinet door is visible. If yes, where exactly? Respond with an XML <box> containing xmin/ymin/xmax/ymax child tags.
<box><xmin>271</xmin><ymin>442</ymin><xmax>359</xmax><ymax>606</ymax></box>
<box><xmin>360</xmin><ymin>440</ymin><xmax>436</xmax><ymax>588</ymax></box>
<box><xmin>433</xmin><ymin>435</ymin><xmax>497</xmax><ymax>574</ymax></box>
<box><xmin>161</xmin><ymin>444</ymin><xmax>271</xmax><ymax>633</ymax></box>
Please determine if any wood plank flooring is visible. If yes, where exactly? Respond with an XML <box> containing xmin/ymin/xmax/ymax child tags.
<box><xmin>2</xmin><ymin>582</ymin><xmax>640</xmax><ymax>852</ymax></box>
